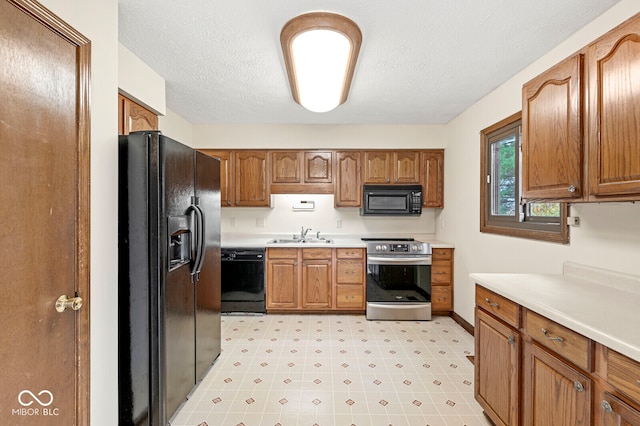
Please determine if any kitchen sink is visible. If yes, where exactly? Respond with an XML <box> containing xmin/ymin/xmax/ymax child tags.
<box><xmin>268</xmin><ymin>238</ymin><xmax>333</xmax><ymax>244</ymax></box>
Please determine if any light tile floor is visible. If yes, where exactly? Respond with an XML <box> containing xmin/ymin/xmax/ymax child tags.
<box><xmin>170</xmin><ymin>314</ymin><xmax>492</xmax><ymax>426</ymax></box>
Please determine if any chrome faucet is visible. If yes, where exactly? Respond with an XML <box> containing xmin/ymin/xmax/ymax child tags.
<box><xmin>300</xmin><ymin>226</ymin><xmax>311</xmax><ymax>239</ymax></box>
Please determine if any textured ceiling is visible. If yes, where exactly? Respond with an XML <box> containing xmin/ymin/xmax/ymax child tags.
<box><xmin>118</xmin><ymin>0</ymin><xmax>620</xmax><ymax>124</ymax></box>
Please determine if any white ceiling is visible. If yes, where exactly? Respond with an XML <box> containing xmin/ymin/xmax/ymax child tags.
<box><xmin>118</xmin><ymin>0</ymin><xmax>620</xmax><ymax>125</ymax></box>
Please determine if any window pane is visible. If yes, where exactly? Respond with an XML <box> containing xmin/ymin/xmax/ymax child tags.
<box><xmin>528</xmin><ymin>202</ymin><xmax>560</xmax><ymax>218</ymax></box>
<box><xmin>490</xmin><ymin>135</ymin><xmax>516</xmax><ymax>216</ymax></box>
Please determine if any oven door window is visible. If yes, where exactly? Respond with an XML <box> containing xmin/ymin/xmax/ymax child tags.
<box><xmin>368</xmin><ymin>263</ymin><xmax>431</xmax><ymax>297</ymax></box>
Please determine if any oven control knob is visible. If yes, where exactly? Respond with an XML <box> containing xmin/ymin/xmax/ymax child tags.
<box><xmin>375</xmin><ymin>245</ymin><xmax>381</xmax><ymax>251</ymax></box>
<box><xmin>412</xmin><ymin>245</ymin><xmax>419</xmax><ymax>252</ymax></box>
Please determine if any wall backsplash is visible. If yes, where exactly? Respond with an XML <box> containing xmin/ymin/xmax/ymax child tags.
<box><xmin>221</xmin><ymin>194</ymin><xmax>437</xmax><ymax>236</ymax></box>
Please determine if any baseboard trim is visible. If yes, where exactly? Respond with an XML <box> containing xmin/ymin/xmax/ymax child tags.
<box><xmin>451</xmin><ymin>311</ymin><xmax>474</xmax><ymax>336</ymax></box>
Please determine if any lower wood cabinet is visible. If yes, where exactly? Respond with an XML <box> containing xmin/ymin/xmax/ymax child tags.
<box><xmin>474</xmin><ymin>308</ymin><xmax>520</xmax><ymax>426</ymax></box>
<box><xmin>522</xmin><ymin>341</ymin><xmax>591</xmax><ymax>425</ymax></box>
<box><xmin>474</xmin><ymin>283</ymin><xmax>640</xmax><ymax>426</ymax></box>
<box><xmin>266</xmin><ymin>247</ymin><xmax>365</xmax><ymax>312</ymax></box>
<box><xmin>431</xmin><ymin>248</ymin><xmax>454</xmax><ymax>314</ymax></box>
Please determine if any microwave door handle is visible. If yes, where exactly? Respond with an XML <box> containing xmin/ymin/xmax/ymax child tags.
<box><xmin>367</xmin><ymin>256</ymin><xmax>432</xmax><ymax>266</ymax></box>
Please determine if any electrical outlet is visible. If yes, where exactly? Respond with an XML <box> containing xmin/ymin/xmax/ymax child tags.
<box><xmin>230</xmin><ymin>217</ymin><xmax>236</xmax><ymax>227</ymax></box>
<box><xmin>256</xmin><ymin>218</ymin><xmax>264</xmax><ymax>228</ymax></box>
<box><xmin>336</xmin><ymin>218</ymin><xmax>342</xmax><ymax>228</ymax></box>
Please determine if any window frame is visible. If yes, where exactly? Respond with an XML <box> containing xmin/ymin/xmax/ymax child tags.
<box><xmin>480</xmin><ymin>112</ymin><xmax>569</xmax><ymax>244</ymax></box>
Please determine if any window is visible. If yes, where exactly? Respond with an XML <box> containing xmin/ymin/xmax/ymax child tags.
<box><xmin>480</xmin><ymin>112</ymin><xmax>568</xmax><ymax>243</ymax></box>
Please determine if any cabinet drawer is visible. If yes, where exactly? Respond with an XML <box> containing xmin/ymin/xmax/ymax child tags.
<box><xmin>607</xmin><ymin>349</ymin><xmax>640</xmax><ymax>404</ymax></box>
<box><xmin>336</xmin><ymin>285</ymin><xmax>364</xmax><ymax>309</ymax></box>
<box><xmin>432</xmin><ymin>248</ymin><xmax>452</xmax><ymax>260</ymax></box>
<box><xmin>432</xmin><ymin>286</ymin><xmax>452</xmax><ymax>311</ymax></box>
<box><xmin>524</xmin><ymin>309</ymin><xmax>592</xmax><ymax>371</ymax></box>
<box><xmin>336</xmin><ymin>260</ymin><xmax>364</xmax><ymax>284</ymax></box>
<box><xmin>267</xmin><ymin>248</ymin><xmax>297</xmax><ymax>259</ymax></box>
<box><xmin>475</xmin><ymin>285</ymin><xmax>519</xmax><ymax>328</ymax></box>
<box><xmin>431</xmin><ymin>264</ymin><xmax>451</xmax><ymax>284</ymax></box>
<box><xmin>336</xmin><ymin>248</ymin><xmax>363</xmax><ymax>259</ymax></box>
<box><xmin>302</xmin><ymin>248</ymin><xmax>332</xmax><ymax>259</ymax></box>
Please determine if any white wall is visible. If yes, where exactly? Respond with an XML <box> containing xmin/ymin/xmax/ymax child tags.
<box><xmin>118</xmin><ymin>43</ymin><xmax>166</xmax><ymax>115</ymax></box>
<box><xmin>441</xmin><ymin>0</ymin><xmax>640</xmax><ymax>325</ymax></box>
<box><xmin>40</xmin><ymin>0</ymin><xmax>119</xmax><ymax>424</ymax></box>
<box><xmin>159</xmin><ymin>108</ymin><xmax>195</xmax><ymax>146</ymax></box>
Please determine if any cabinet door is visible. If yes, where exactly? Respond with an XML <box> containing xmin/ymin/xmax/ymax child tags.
<box><xmin>304</xmin><ymin>151</ymin><xmax>332</xmax><ymax>183</ymax></box>
<box><xmin>199</xmin><ymin>150</ymin><xmax>232</xmax><ymax>207</ymax></box>
<box><xmin>119</xmin><ymin>94</ymin><xmax>158</xmax><ymax>135</ymax></box>
<box><xmin>301</xmin><ymin>259</ymin><xmax>332</xmax><ymax>309</ymax></box>
<box><xmin>335</xmin><ymin>151</ymin><xmax>362</xmax><ymax>207</ymax></box>
<box><xmin>588</xmin><ymin>13</ymin><xmax>640</xmax><ymax>200</ymax></box>
<box><xmin>363</xmin><ymin>151</ymin><xmax>392</xmax><ymax>183</ymax></box>
<box><xmin>522</xmin><ymin>53</ymin><xmax>584</xmax><ymax>200</ymax></box>
<box><xmin>393</xmin><ymin>151</ymin><xmax>420</xmax><ymax>183</ymax></box>
<box><xmin>475</xmin><ymin>309</ymin><xmax>520</xmax><ymax>426</ymax></box>
<box><xmin>598</xmin><ymin>390</ymin><xmax>640</xmax><ymax>426</ymax></box>
<box><xmin>271</xmin><ymin>151</ymin><xmax>301</xmax><ymax>184</ymax></box>
<box><xmin>266</xmin><ymin>258</ymin><xmax>298</xmax><ymax>309</ymax></box>
<box><xmin>421</xmin><ymin>150</ymin><xmax>444</xmax><ymax>208</ymax></box>
<box><xmin>234</xmin><ymin>151</ymin><xmax>270</xmax><ymax>206</ymax></box>
<box><xmin>523</xmin><ymin>341</ymin><xmax>591</xmax><ymax>426</ymax></box>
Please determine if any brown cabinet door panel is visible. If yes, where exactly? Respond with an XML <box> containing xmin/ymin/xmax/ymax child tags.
<box><xmin>266</xmin><ymin>259</ymin><xmax>298</xmax><ymax>309</ymax></box>
<box><xmin>364</xmin><ymin>151</ymin><xmax>392</xmax><ymax>183</ymax></box>
<box><xmin>234</xmin><ymin>151</ymin><xmax>270</xmax><ymax>206</ymax></box>
<box><xmin>335</xmin><ymin>151</ymin><xmax>362</xmax><ymax>207</ymax></box>
<box><xmin>588</xmin><ymin>13</ymin><xmax>640</xmax><ymax>199</ymax></box>
<box><xmin>522</xmin><ymin>54</ymin><xmax>584</xmax><ymax>200</ymax></box>
<box><xmin>305</xmin><ymin>151</ymin><xmax>332</xmax><ymax>183</ymax></box>
<box><xmin>301</xmin><ymin>260</ymin><xmax>332</xmax><ymax>308</ymax></box>
<box><xmin>523</xmin><ymin>342</ymin><xmax>591</xmax><ymax>426</ymax></box>
<box><xmin>475</xmin><ymin>309</ymin><xmax>520</xmax><ymax>426</ymax></box>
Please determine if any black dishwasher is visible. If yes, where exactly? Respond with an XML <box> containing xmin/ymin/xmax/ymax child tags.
<box><xmin>221</xmin><ymin>248</ymin><xmax>266</xmax><ymax>314</ymax></box>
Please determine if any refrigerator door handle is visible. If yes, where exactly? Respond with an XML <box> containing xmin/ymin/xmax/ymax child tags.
<box><xmin>188</xmin><ymin>203</ymin><xmax>205</xmax><ymax>281</ymax></box>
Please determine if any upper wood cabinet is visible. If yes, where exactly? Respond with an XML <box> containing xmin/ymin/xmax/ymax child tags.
<box><xmin>198</xmin><ymin>150</ymin><xmax>233</xmax><ymax>206</ymax></box>
<box><xmin>334</xmin><ymin>151</ymin><xmax>362</xmax><ymax>207</ymax></box>
<box><xmin>421</xmin><ymin>150</ymin><xmax>444</xmax><ymax>208</ymax></box>
<box><xmin>118</xmin><ymin>94</ymin><xmax>158</xmax><ymax>135</ymax></box>
<box><xmin>363</xmin><ymin>151</ymin><xmax>420</xmax><ymax>184</ymax></box>
<box><xmin>521</xmin><ymin>12</ymin><xmax>640</xmax><ymax>203</ymax></box>
<box><xmin>270</xmin><ymin>150</ymin><xmax>333</xmax><ymax>194</ymax></box>
<box><xmin>522</xmin><ymin>54</ymin><xmax>584</xmax><ymax>201</ymax></box>
<box><xmin>587</xmin><ymin>13</ymin><xmax>640</xmax><ymax>201</ymax></box>
<box><xmin>234</xmin><ymin>151</ymin><xmax>270</xmax><ymax>206</ymax></box>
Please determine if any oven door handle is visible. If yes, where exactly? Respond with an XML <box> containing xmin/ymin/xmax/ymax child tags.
<box><xmin>367</xmin><ymin>256</ymin><xmax>432</xmax><ymax>266</ymax></box>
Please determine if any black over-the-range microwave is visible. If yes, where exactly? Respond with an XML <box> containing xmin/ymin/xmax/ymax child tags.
<box><xmin>360</xmin><ymin>184</ymin><xmax>423</xmax><ymax>216</ymax></box>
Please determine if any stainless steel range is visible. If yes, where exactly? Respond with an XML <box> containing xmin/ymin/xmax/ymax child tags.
<box><xmin>363</xmin><ymin>238</ymin><xmax>432</xmax><ymax>321</ymax></box>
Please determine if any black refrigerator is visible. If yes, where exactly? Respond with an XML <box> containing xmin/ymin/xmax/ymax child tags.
<box><xmin>118</xmin><ymin>131</ymin><xmax>221</xmax><ymax>425</ymax></box>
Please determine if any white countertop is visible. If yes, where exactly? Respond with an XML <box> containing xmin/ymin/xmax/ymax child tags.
<box><xmin>222</xmin><ymin>233</ymin><xmax>455</xmax><ymax>249</ymax></box>
<box><xmin>470</xmin><ymin>262</ymin><xmax>640</xmax><ymax>362</ymax></box>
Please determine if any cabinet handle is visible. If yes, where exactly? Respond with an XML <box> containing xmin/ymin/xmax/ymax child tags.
<box><xmin>541</xmin><ymin>328</ymin><xmax>564</xmax><ymax>342</ymax></box>
<box><xmin>574</xmin><ymin>381</ymin><xmax>584</xmax><ymax>392</ymax></box>
<box><xmin>568</xmin><ymin>185</ymin><xmax>576</xmax><ymax>193</ymax></box>
<box><xmin>507</xmin><ymin>335</ymin><xmax>515</xmax><ymax>345</ymax></box>
<box><xmin>485</xmin><ymin>298</ymin><xmax>499</xmax><ymax>307</ymax></box>
<box><xmin>601</xmin><ymin>400</ymin><xmax>613</xmax><ymax>414</ymax></box>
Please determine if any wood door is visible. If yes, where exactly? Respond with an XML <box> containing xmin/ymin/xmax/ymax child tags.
<box><xmin>266</xmin><ymin>258</ymin><xmax>298</xmax><ymax>309</ymax></box>
<box><xmin>234</xmin><ymin>151</ymin><xmax>270</xmax><ymax>206</ymax></box>
<box><xmin>588</xmin><ymin>13</ymin><xmax>640</xmax><ymax>200</ymax></box>
<box><xmin>597</xmin><ymin>390</ymin><xmax>640</xmax><ymax>426</ymax></box>
<box><xmin>522</xmin><ymin>53</ymin><xmax>584</xmax><ymax>200</ymax></box>
<box><xmin>335</xmin><ymin>151</ymin><xmax>362</xmax><ymax>207</ymax></box>
<box><xmin>474</xmin><ymin>309</ymin><xmax>520</xmax><ymax>426</ymax></box>
<box><xmin>304</xmin><ymin>151</ymin><xmax>332</xmax><ymax>183</ymax></box>
<box><xmin>421</xmin><ymin>150</ymin><xmax>444</xmax><ymax>208</ymax></box>
<box><xmin>271</xmin><ymin>151</ymin><xmax>301</xmax><ymax>184</ymax></box>
<box><xmin>393</xmin><ymin>151</ymin><xmax>420</xmax><ymax>183</ymax></box>
<box><xmin>0</xmin><ymin>1</ymin><xmax>90</xmax><ymax>423</ymax></box>
<box><xmin>363</xmin><ymin>151</ymin><xmax>392</xmax><ymax>183</ymax></box>
<box><xmin>523</xmin><ymin>341</ymin><xmax>591</xmax><ymax>425</ymax></box>
<box><xmin>301</xmin><ymin>259</ymin><xmax>332</xmax><ymax>309</ymax></box>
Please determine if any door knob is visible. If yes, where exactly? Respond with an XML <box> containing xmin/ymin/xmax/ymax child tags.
<box><xmin>55</xmin><ymin>295</ymin><xmax>83</xmax><ymax>313</ymax></box>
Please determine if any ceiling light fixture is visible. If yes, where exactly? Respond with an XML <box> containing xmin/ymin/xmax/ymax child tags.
<box><xmin>281</xmin><ymin>12</ymin><xmax>362</xmax><ymax>113</ymax></box>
